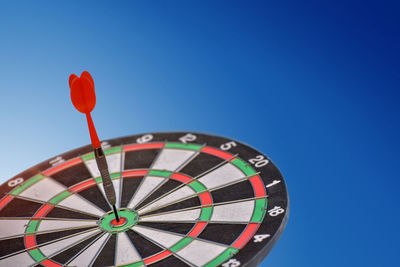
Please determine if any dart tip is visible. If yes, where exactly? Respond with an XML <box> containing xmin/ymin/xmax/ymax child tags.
<box><xmin>112</xmin><ymin>205</ymin><xmax>120</xmax><ymax>222</ymax></box>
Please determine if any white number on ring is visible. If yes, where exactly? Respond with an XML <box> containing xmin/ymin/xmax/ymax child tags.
<box><xmin>248</xmin><ymin>155</ymin><xmax>269</xmax><ymax>168</ymax></box>
<box><xmin>220</xmin><ymin>141</ymin><xmax>237</xmax><ymax>151</ymax></box>
<box><xmin>222</xmin><ymin>259</ymin><xmax>241</xmax><ymax>267</ymax></box>
<box><xmin>136</xmin><ymin>134</ymin><xmax>153</xmax><ymax>144</ymax></box>
<box><xmin>8</xmin><ymin>177</ymin><xmax>24</xmax><ymax>187</ymax></box>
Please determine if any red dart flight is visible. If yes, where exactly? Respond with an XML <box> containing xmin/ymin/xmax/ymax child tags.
<box><xmin>69</xmin><ymin>71</ymin><xmax>101</xmax><ymax>148</ymax></box>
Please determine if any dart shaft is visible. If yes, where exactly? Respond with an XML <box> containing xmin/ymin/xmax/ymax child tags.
<box><xmin>94</xmin><ymin>147</ymin><xmax>116</xmax><ymax>206</ymax></box>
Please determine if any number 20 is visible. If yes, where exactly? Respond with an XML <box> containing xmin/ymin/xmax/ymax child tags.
<box><xmin>248</xmin><ymin>155</ymin><xmax>269</xmax><ymax>168</ymax></box>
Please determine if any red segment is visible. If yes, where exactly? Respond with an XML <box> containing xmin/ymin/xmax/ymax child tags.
<box><xmin>0</xmin><ymin>195</ymin><xmax>13</xmax><ymax>210</ymax></box>
<box><xmin>43</xmin><ymin>157</ymin><xmax>82</xmax><ymax>176</ymax></box>
<box><xmin>111</xmin><ymin>217</ymin><xmax>127</xmax><ymax>226</ymax></box>
<box><xmin>170</xmin><ymin>173</ymin><xmax>192</xmax><ymax>183</ymax></box>
<box><xmin>199</xmin><ymin>192</ymin><xmax>213</xmax><ymax>206</ymax></box>
<box><xmin>34</xmin><ymin>204</ymin><xmax>53</xmax><ymax>218</ymax></box>
<box><xmin>201</xmin><ymin>147</ymin><xmax>233</xmax><ymax>160</ymax></box>
<box><xmin>41</xmin><ymin>259</ymin><xmax>62</xmax><ymax>267</ymax></box>
<box><xmin>24</xmin><ymin>235</ymin><xmax>36</xmax><ymax>249</ymax></box>
<box><xmin>124</xmin><ymin>143</ymin><xmax>163</xmax><ymax>152</ymax></box>
<box><xmin>144</xmin><ymin>250</ymin><xmax>172</xmax><ymax>265</ymax></box>
<box><xmin>249</xmin><ymin>176</ymin><xmax>266</xmax><ymax>198</ymax></box>
<box><xmin>123</xmin><ymin>170</ymin><xmax>148</xmax><ymax>177</ymax></box>
<box><xmin>187</xmin><ymin>221</ymin><xmax>207</xmax><ymax>237</ymax></box>
<box><xmin>69</xmin><ymin>179</ymin><xmax>97</xmax><ymax>193</ymax></box>
<box><xmin>232</xmin><ymin>223</ymin><xmax>260</xmax><ymax>249</ymax></box>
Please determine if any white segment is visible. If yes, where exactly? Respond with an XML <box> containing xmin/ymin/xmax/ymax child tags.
<box><xmin>40</xmin><ymin>229</ymin><xmax>100</xmax><ymax>257</ymax></box>
<box><xmin>0</xmin><ymin>251</ymin><xmax>35</xmax><ymax>266</ymax></box>
<box><xmin>139</xmin><ymin>185</ymin><xmax>195</xmax><ymax>214</ymax></box>
<box><xmin>198</xmin><ymin>163</ymin><xmax>243</xmax><ymax>189</ymax></box>
<box><xmin>211</xmin><ymin>200</ymin><xmax>255</xmax><ymax>222</ymax></box>
<box><xmin>177</xmin><ymin>239</ymin><xmax>227</xmax><ymax>266</ymax></box>
<box><xmin>58</xmin><ymin>193</ymin><xmax>104</xmax><ymax>216</ymax></box>
<box><xmin>38</xmin><ymin>219</ymin><xmax>97</xmax><ymax>232</ymax></box>
<box><xmin>115</xmin><ymin>232</ymin><xmax>142</xmax><ymax>266</ymax></box>
<box><xmin>19</xmin><ymin>177</ymin><xmax>66</xmax><ymax>202</ymax></box>
<box><xmin>140</xmin><ymin>208</ymin><xmax>201</xmax><ymax>222</ymax></box>
<box><xmin>152</xmin><ymin>148</ymin><xmax>195</xmax><ymax>171</ymax></box>
<box><xmin>85</xmin><ymin>153</ymin><xmax>121</xmax><ymax>178</ymax></box>
<box><xmin>96</xmin><ymin>178</ymin><xmax>121</xmax><ymax>208</ymax></box>
<box><xmin>0</xmin><ymin>219</ymin><xmax>29</xmax><ymax>239</ymax></box>
<box><xmin>133</xmin><ymin>225</ymin><xmax>182</xmax><ymax>248</ymax></box>
<box><xmin>68</xmin><ymin>233</ymin><xmax>110</xmax><ymax>267</ymax></box>
<box><xmin>127</xmin><ymin>176</ymin><xmax>165</xmax><ymax>209</ymax></box>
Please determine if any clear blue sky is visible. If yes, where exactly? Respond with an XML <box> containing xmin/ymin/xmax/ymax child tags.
<box><xmin>0</xmin><ymin>1</ymin><xmax>399</xmax><ymax>266</ymax></box>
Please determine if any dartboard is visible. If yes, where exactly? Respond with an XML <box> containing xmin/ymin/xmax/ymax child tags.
<box><xmin>0</xmin><ymin>132</ymin><xmax>289</xmax><ymax>267</ymax></box>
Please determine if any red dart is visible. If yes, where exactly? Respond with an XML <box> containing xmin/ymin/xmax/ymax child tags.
<box><xmin>69</xmin><ymin>71</ymin><xmax>101</xmax><ymax>148</ymax></box>
<box><xmin>69</xmin><ymin>71</ymin><xmax>119</xmax><ymax>221</ymax></box>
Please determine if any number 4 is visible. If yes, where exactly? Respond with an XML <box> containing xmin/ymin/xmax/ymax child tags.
<box><xmin>253</xmin><ymin>234</ymin><xmax>270</xmax><ymax>243</ymax></box>
<box><xmin>222</xmin><ymin>259</ymin><xmax>241</xmax><ymax>267</ymax></box>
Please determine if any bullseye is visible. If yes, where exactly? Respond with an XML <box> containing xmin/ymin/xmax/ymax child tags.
<box><xmin>111</xmin><ymin>217</ymin><xmax>127</xmax><ymax>227</ymax></box>
<box><xmin>98</xmin><ymin>208</ymin><xmax>138</xmax><ymax>233</ymax></box>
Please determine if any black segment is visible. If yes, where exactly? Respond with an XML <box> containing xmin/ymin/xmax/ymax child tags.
<box><xmin>92</xmin><ymin>234</ymin><xmax>116</xmax><ymax>266</ymax></box>
<box><xmin>46</xmin><ymin>206</ymin><xmax>99</xmax><ymax>220</ymax></box>
<box><xmin>120</xmin><ymin>177</ymin><xmax>143</xmax><ymax>208</ymax></box>
<box><xmin>0</xmin><ymin>237</ymin><xmax>25</xmax><ymax>257</ymax></box>
<box><xmin>36</xmin><ymin>227</ymin><xmax>97</xmax><ymax>245</ymax></box>
<box><xmin>138</xmin><ymin>222</ymin><xmax>195</xmax><ymax>235</ymax></box>
<box><xmin>50</xmin><ymin>233</ymin><xmax>102</xmax><ymax>264</ymax></box>
<box><xmin>50</xmin><ymin>163</ymin><xmax>92</xmax><ymax>187</ymax></box>
<box><xmin>136</xmin><ymin>179</ymin><xmax>182</xmax><ymax>210</ymax></box>
<box><xmin>198</xmin><ymin>223</ymin><xmax>247</xmax><ymax>245</ymax></box>
<box><xmin>126</xmin><ymin>229</ymin><xmax>163</xmax><ymax>258</ymax></box>
<box><xmin>77</xmin><ymin>185</ymin><xmax>111</xmax><ymax>212</ymax></box>
<box><xmin>151</xmin><ymin>254</ymin><xmax>191</xmax><ymax>267</ymax></box>
<box><xmin>0</xmin><ymin>198</ymin><xmax>42</xmax><ymax>217</ymax></box>
<box><xmin>180</xmin><ymin>152</ymin><xmax>224</xmax><ymax>178</ymax></box>
<box><xmin>211</xmin><ymin>180</ymin><xmax>255</xmax><ymax>203</ymax></box>
<box><xmin>144</xmin><ymin>196</ymin><xmax>200</xmax><ymax>216</ymax></box>
<box><xmin>124</xmin><ymin>150</ymin><xmax>159</xmax><ymax>170</ymax></box>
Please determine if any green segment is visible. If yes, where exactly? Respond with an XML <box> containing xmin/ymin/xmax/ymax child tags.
<box><xmin>149</xmin><ymin>170</ymin><xmax>171</xmax><ymax>177</ymax></box>
<box><xmin>111</xmin><ymin>173</ymin><xmax>121</xmax><ymax>180</ymax></box>
<box><xmin>165</xmin><ymin>142</ymin><xmax>202</xmax><ymax>151</ymax></box>
<box><xmin>200</xmin><ymin>207</ymin><xmax>213</xmax><ymax>221</ymax></box>
<box><xmin>121</xmin><ymin>261</ymin><xmax>145</xmax><ymax>267</ymax></box>
<box><xmin>170</xmin><ymin>237</ymin><xmax>193</xmax><ymax>252</ymax></box>
<box><xmin>49</xmin><ymin>191</ymin><xmax>72</xmax><ymax>204</ymax></box>
<box><xmin>251</xmin><ymin>198</ymin><xmax>267</xmax><ymax>222</ymax></box>
<box><xmin>231</xmin><ymin>158</ymin><xmax>256</xmax><ymax>176</ymax></box>
<box><xmin>189</xmin><ymin>180</ymin><xmax>207</xmax><ymax>192</ymax></box>
<box><xmin>28</xmin><ymin>248</ymin><xmax>46</xmax><ymax>262</ymax></box>
<box><xmin>95</xmin><ymin>172</ymin><xmax>121</xmax><ymax>183</ymax></box>
<box><xmin>82</xmin><ymin>153</ymin><xmax>94</xmax><ymax>161</ymax></box>
<box><xmin>26</xmin><ymin>220</ymin><xmax>40</xmax><ymax>234</ymax></box>
<box><xmin>10</xmin><ymin>174</ymin><xmax>43</xmax><ymax>195</ymax></box>
<box><xmin>204</xmin><ymin>247</ymin><xmax>239</xmax><ymax>267</ymax></box>
<box><xmin>82</xmin><ymin>146</ymin><xmax>122</xmax><ymax>161</ymax></box>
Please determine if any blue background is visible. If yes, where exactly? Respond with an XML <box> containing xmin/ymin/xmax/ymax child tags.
<box><xmin>0</xmin><ymin>1</ymin><xmax>399</xmax><ymax>266</ymax></box>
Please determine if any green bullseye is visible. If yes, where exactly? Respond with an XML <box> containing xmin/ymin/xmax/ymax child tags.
<box><xmin>98</xmin><ymin>208</ymin><xmax>138</xmax><ymax>233</ymax></box>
